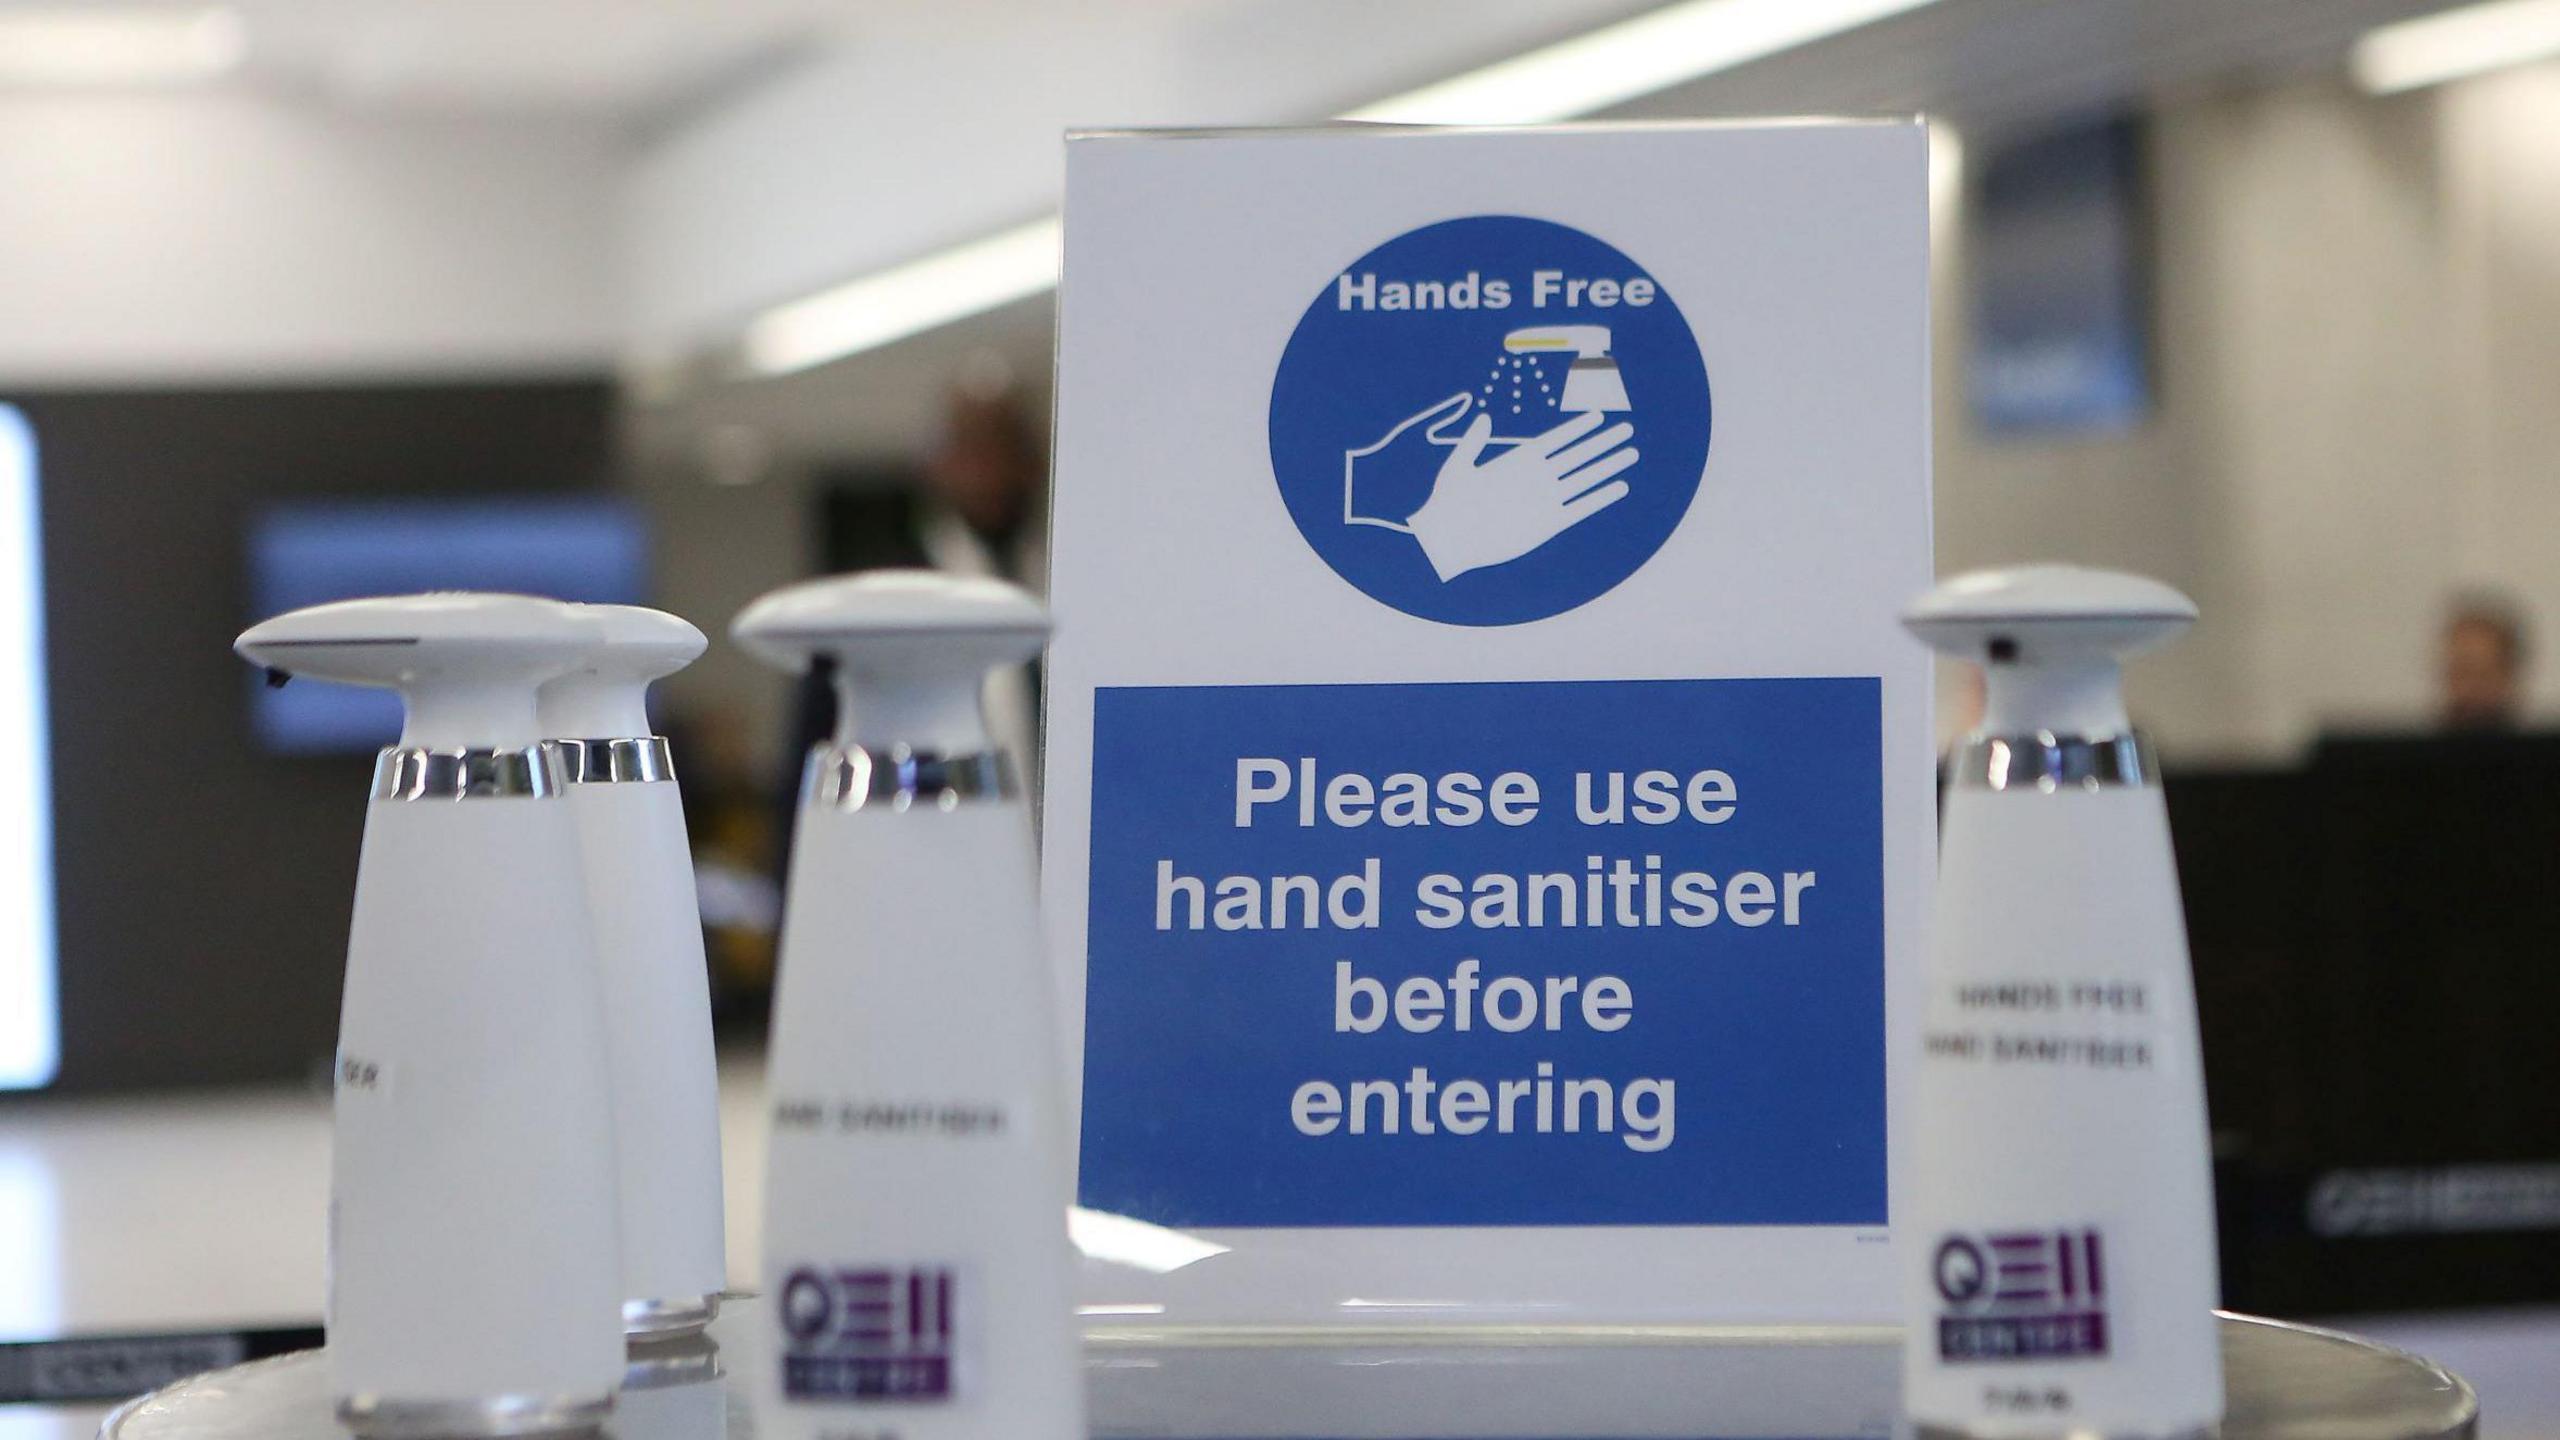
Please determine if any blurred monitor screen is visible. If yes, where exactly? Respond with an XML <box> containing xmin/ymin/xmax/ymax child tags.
<box><xmin>1968</xmin><ymin>114</ymin><xmax>2153</xmax><ymax>437</ymax></box>
<box><xmin>247</xmin><ymin>497</ymin><xmax>648</xmax><ymax>753</ymax></box>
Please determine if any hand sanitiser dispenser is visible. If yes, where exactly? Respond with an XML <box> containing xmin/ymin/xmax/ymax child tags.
<box><xmin>236</xmin><ymin>593</ymin><xmax>624</xmax><ymax>1439</ymax></box>
<box><xmin>539</xmin><ymin>605</ymin><xmax>729</xmax><ymax>1339</ymax></box>
<box><xmin>732</xmin><ymin>571</ymin><xmax>1079</xmax><ymax>1440</ymax></box>
<box><xmin>1901</xmin><ymin>565</ymin><xmax>2221</xmax><ymax>1439</ymax></box>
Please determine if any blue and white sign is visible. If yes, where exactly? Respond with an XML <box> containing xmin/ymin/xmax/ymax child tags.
<box><xmin>1048</xmin><ymin>121</ymin><xmax>1933</xmax><ymax>1325</ymax></box>
<box><xmin>1079</xmin><ymin>677</ymin><xmax>1884</xmax><ymax>1229</ymax></box>
<box><xmin>1269</xmin><ymin>216</ymin><xmax>1712</xmax><ymax>626</ymax></box>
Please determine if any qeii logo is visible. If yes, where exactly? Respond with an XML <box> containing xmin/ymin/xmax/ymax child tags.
<box><xmin>1932</xmin><ymin>1229</ymin><xmax>2108</xmax><ymax>1362</ymax></box>
<box><xmin>779</xmin><ymin>1264</ymin><xmax>958</xmax><ymax>1401</ymax></box>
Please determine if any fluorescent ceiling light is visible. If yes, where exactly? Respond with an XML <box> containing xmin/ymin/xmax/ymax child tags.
<box><xmin>2352</xmin><ymin>0</ymin><xmax>2560</xmax><ymax>93</ymax></box>
<box><xmin>0</xmin><ymin>409</ymin><xmax>57</xmax><ymax>1092</ymax></box>
<box><xmin>1345</xmin><ymin>0</ymin><xmax>1942</xmax><ymax>125</ymax></box>
<box><xmin>741</xmin><ymin>217</ymin><xmax>1063</xmax><ymax>377</ymax></box>
<box><xmin>0</xmin><ymin>7</ymin><xmax>245</xmax><ymax>87</ymax></box>
<box><xmin>732</xmin><ymin>0</ymin><xmax>1934</xmax><ymax>375</ymax></box>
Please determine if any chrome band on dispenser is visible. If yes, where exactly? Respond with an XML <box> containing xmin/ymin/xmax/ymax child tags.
<box><xmin>1952</xmin><ymin>731</ymin><xmax>2158</xmax><ymax>792</ymax></box>
<box><xmin>370</xmin><ymin>746</ymin><xmax>564</xmax><ymax>802</ymax></box>
<box><xmin>802</xmin><ymin>744</ymin><xmax>1014</xmax><ymax>812</ymax></box>
<box><xmin>554</xmin><ymin>736</ymin><xmax>676</xmax><ymax>785</ymax></box>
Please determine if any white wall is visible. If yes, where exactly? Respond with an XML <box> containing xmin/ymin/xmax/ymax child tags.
<box><xmin>1938</xmin><ymin>65</ymin><xmax>2560</xmax><ymax>760</ymax></box>
<box><xmin>0</xmin><ymin>91</ymin><xmax>621</xmax><ymax>384</ymax></box>
<box><xmin>2438</xmin><ymin>65</ymin><xmax>2560</xmax><ymax>709</ymax></box>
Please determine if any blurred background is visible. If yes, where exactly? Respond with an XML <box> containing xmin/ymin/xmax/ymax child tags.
<box><xmin>5</xmin><ymin>0</ymin><xmax>2560</xmax><ymax>1432</ymax></box>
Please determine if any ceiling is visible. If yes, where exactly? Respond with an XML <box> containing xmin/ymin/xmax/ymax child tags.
<box><xmin>622</xmin><ymin>0</ymin><xmax>2482</xmax><ymax>467</ymax></box>
<box><xmin>1619</xmin><ymin>0</ymin><xmax>2465</xmax><ymax>136</ymax></box>
<box><xmin>0</xmin><ymin>0</ymin><xmax>2456</xmax><ymax>126</ymax></box>
<box><xmin>0</xmin><ymin>0</ymin><xmax>793</xmax><ymax>116</ymax></box>
<box><xmin>0</xmin><ymin>0</ymin><xmax>1258</xmax><ymax>119</ymax></box>
<box><xmin>0</xmin><ymin>0</ymin><xmax>2494</xmax><ymax>459</ymax></box>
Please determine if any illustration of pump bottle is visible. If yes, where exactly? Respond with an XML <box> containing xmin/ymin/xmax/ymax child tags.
<box><xmin>1901</xmin><ymin>564</ymin><xmax>2222</xmax><ymax>1438</ymax></box>
<box><xmin>733</xmin><ymin>570</ymin><xmax>1080</xmax><ymax>1440</ymax></box>
<box><xmin>539</xmin><ymin>604</ymin><xmax>729</xmax><ymax>1339</ymax></box>
<box><xmin>1492</xmin><ymin>324</ymin><xmax>1627</xmax><ymax>439</ymax></box>
<box><xmin>236</xmin><ymin>593</ymin><xmax>623</xmax><ymax>1438</ymax></box>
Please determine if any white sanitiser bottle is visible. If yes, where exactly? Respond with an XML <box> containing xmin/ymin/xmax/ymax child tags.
<box><xmin>1901</xmin><ymin>565</ymin><xmax>2222</xmax><ymax>1438</ymax></box>
<box><xmin>539</xmin><ymin>604</ymin><xmax>729</xmax><ymax>1339</ymax></box>
<box><xmin>732</xmin><ymin>570</ymin><xmax>1079</xmax><ymax>1440</ymax></box>
<box><xmin>235</xmin><ymin>593</ymin><xmax>623</xmax><ymax>1438</ymax></box>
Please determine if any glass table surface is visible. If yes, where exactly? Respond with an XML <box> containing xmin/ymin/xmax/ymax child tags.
<box><xmin>99</xmin><ymin>1304</ymin><xmax>2476</xmax><ymax>1440</ymax></box>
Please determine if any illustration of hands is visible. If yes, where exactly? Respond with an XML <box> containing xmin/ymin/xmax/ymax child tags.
<box><xmin>1403</xmin><ymin>408</ymin><xmax>1638</xmax><ymax>582</ymax></box>
<box><xmin>1342</xmin><ymin>392</ymin><xmax>1477</xmax><ymax>537</ymax></box>
<box><xmin>1341</xmin><ymin>391</ymin><xmax>1639</xmax><ymax>583</ymax></box>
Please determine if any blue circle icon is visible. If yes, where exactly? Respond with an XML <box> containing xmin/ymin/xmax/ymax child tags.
<box><xmin>1269</xmin><ymin>216</ymin><xmax>1712</xmax><ymax>626</ymax></box>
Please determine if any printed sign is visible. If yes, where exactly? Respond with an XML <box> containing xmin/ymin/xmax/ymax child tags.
<box><xmin>1047</xmin><ymin>121</ymin><xmax>1932</xmax><ymax>1322</ymax></box>
<box><xmin>1079</xmin><ymin>677</ymin><xmax>1884</xmax><ymax>1228</ymax></box>
<box><xmin>1269</xmin><ymin>215</ymin><xmax>1712</xmax><ymax>626</ymax></box>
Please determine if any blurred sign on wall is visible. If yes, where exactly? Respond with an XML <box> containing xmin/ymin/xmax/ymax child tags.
<box><xmin>246</xmin><ymin>497</ymin><xmax>648</xmax><ymax>752</ymax></box>
<box><xmin>1968</xmin><ymin>115</ymin><xmax>2153</xmax><ymax>437</ymax></box>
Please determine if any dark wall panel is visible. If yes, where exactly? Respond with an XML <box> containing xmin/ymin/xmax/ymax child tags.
<box><xmin>2174</xmin><ymin>743</ymin><xmax>2560</xmax><ymax>1314</ymax></box>
<box><xmin>16</xmin><ymin>381</ymin><xmax>613</xmax><ymax>1093</ymax></box>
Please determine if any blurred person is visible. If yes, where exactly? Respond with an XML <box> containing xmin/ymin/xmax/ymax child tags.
<box><xmin>770</xmin><ymin>357</ymin><xmax>1053</xmax><ymax>908</ymax></box>
<box><xmin>921</xmin><ymin>353</ymin><xmax>1048</xmax><ymax>593</ymax></box>
<box><xmin>917</xmin><ymin>357</ymin><xmax>1048</xmax><ymax>771</ymax></box>
<box><xmin>2440</xmin><ymin>592</ymin><xmax>2529</xmax><ymax>733</ymax></box>
<box><xmin>813</xmin><ymin>357</ymin><xmax>1046</xmax><ymax>762</ymax></box>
